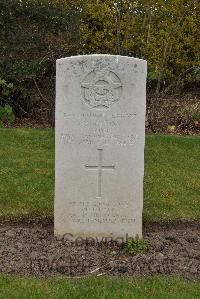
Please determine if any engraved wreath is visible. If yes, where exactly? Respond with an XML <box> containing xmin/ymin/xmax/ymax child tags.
<box><xmin>81</xmin><ymin>70</ymin><xmax>122</xmax><ymax>109</ymax></box>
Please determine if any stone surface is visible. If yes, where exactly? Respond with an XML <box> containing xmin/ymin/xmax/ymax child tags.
<box><xmin>55</xmin><ymin>54</ymin><xmax>147</xmax><ymax>240</ymax></box>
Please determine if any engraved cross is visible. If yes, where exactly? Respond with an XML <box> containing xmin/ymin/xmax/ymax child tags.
<box><xmin>85</xmin><ymin>149</ymin><xmax>115</xmax><ymax>198</ymax></box>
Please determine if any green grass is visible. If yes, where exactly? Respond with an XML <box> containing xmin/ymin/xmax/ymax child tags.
<box><xmin>144</xmin><ymin>134</ymin><xmax>200</xmax><ymax>222</ymax></box>
<box><xmin>0</xmin><ymin>128</ymin><xmax>54</xmax><ymax>220</ymax></box>
<box><xmin>0</xmin><ymin>128</ymin><xmax>199</xmax><ymax>222</ymax></box>
<box><xmin>0</xmin><ymin>274</ymin><xmax>199</xmax><ymax>299</ymax></box>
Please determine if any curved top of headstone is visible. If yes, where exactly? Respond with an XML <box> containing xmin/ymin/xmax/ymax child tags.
<box><xmin>56</xmin><ymin>54</ymin><xmax>146</xmax><ymax>110</ymax></box>
<box><xmin>57</xmin><ymin>54</ymin><xmax>146</xmax><ymax>63</ymax></box>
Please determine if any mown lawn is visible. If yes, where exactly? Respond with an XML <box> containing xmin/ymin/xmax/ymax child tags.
<box><xmin>0</xmin><ymin>274</ymin><xmax>199</xmax><ymax>299</ymax></box>
<box><xmin>0</xmin><ymin>128</ymin><xmax>199</xmax><ymax>222</ymax></box>
<box><xmin>0</xmin><ymin>129</ymin><xmax>54</xmax><ymax>221</ymax></box>
<box><xmin>144</xmin><ymin>133</ymin><xmax>200</xmax><ymax>222</ymax></box>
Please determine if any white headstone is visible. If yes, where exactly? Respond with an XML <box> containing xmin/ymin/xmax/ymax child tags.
<box><xmin>55</xmin><ymin>54</ymin><xmax>146</xmax><ymax>241</ymax></box>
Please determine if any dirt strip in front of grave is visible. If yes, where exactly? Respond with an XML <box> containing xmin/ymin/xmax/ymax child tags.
<box><xmin>0</xmin><ymin>221</ymin><xmax>199</xmax><ymax>280</ymax></box>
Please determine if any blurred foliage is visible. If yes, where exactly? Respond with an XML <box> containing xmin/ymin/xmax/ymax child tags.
<box><xmin>0</xmin><ymin>0</ymin><xmax>81</xmax><ymax>120</ymax></box>
<box><xmin>0</xmin><ymin>104</ymin><xmax>15</xmax><ymax>127</ymax></box>
<box><xmin>0</xmin><ymin>78</ymin><xmax>15</xmax><ymax>126</ymax></box>
<box><xmin>0</xmin><ymin>0</ymin><xmax>199</xmax><ymax>121</ymax></box>
<box><xmin>0</xmin><ymin>78</ymin><xmax>14</xmax><ymax>104</ymax></box>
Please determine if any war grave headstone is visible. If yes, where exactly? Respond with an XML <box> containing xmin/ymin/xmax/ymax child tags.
<box><xmin>55</xmin><ymin>54</ymin><xmax>147</xmax><ymax>241</ymax></box>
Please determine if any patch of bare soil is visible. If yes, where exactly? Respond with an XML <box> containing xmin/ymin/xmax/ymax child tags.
<box><xmin>0</xmin><ymin>222</ymin><xmax>199</xmax><ymax>280</ymax></box>
<box><xmin>5</xmin><ymin>117</ymin><xmax>52</xmax><ymax>129</ymax></box>
<box><xmin>146</xmin><ymin>95</ymin><xmax>200</xmax><ymax>135</ymax></box>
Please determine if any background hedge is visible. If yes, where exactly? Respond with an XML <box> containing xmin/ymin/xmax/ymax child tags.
<box><xmin>0</xmin><ymin>0</ymin><xmax>199</xmax><ymax>122</ymax></box>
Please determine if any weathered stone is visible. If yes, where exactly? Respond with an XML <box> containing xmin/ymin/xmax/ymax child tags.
<box><xmin>55</xmin><ymin>54</ymin><xmax>147</xmax><ymax>240</ymax></box>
